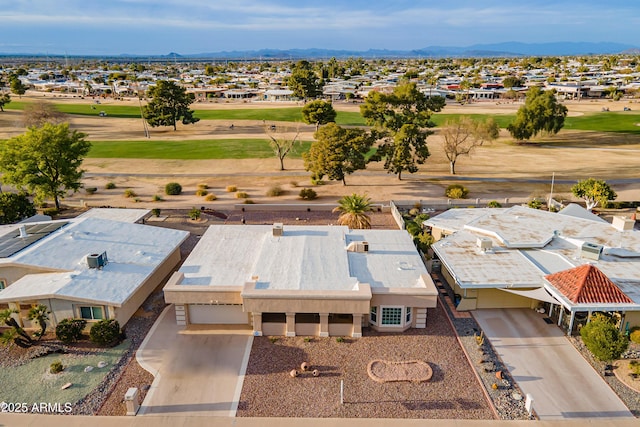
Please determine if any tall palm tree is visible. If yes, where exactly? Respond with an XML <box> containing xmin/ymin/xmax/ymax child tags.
<box><xmin>333</xmin><ymin>193</ymin><xmax>373</xmax><ymax>229</ymax></box>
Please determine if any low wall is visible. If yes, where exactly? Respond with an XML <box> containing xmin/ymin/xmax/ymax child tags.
<box><xmin>234</xmin><ymin>203</ymin><xmax>385</xmax><ymax>212</ymax></box>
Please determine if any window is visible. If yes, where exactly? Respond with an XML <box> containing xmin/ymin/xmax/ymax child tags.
<box><xmin>79</xmin><ymin>306</ymin><xmax>104</xmax><ymax>320</ymax></box>
<box><xmin>370</xmin><ymin>306</ymin><xmax>377</xmax><ymax>324</ymax></box>
<box><xmin>381</xmin><ymin>307</ymin><xmax>403</xmax><ymax>326</ymax></box>
<box><xmin>0</xmin><ymin>279</ymin><xmax>6</xmax><ymax>290</ymax></box>
<box><xmin>406</xmin><ymin>307</ymin><xmax>412</xmax><ymax>324</ymax></box>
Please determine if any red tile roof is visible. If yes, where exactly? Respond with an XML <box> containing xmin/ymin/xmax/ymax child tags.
<box><xmin>545</xmin><ymin>264</ymin><xmax>633</xmax><ymax>304</ymax></box>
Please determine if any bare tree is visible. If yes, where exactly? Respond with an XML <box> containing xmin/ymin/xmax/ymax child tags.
<box><xmin>22</xmin><ymin>101</ymin><xmax>65</xmax><ymax>128</ymax></box>
<box><xmin>264</xmin><ymin>123</ymin><xmax>301</xmax><ymax>171</ymax></box>
<box><xmin>441</xmin><ymin>116</ymin><xmax>499</xmax><ymax>175</ymax></box>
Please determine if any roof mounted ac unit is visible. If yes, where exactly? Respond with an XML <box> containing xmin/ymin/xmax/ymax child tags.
<box><xmin>87</xmin><ymin>251</ymin><xmax>108</xmax><ymax>269</ymax></box>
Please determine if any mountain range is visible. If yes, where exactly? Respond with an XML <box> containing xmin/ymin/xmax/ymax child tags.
<box><xmin>173</xmin><ymin>42</ymin><xmax>638</xmax><ymax>60</ymax></box>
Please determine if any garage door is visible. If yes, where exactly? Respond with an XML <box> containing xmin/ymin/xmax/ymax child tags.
<box><xmin>188</xmin><ymin>304</ymin><xmax>248</xmax><ymax>324</ymax></box>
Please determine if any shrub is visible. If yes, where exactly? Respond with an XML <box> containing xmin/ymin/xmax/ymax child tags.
<box><xmin>197</xmin><ymin>183</ymin><xmax>209</xmax><ymax>190</ymax></box>
<box><xmin>105</xmin><ymin>182</ymin><xmax>116</xmax><ymax>190</ymax></box>
<box><xmin>266</xmin><ymin>185</ymin><xmax>284</xmax><ymax>197</ymax></box>
<box><xmin>243</xmin><ymin>199</ymin><xmax>255</xmax><ymax>204</ymax></box>
<box><xmin>630</xmin><ymin>328</ymin><xmax>640</xmax><ymax>344</ymax></box>
<box><xmin>445</xmin><ymin>184</ymin><xmax>469</xmax><ymax>199</ymax></box>
<box><xmin>85</xmin><ymin>187</ymin><xmax>97</xmax><ymax>195</ymax></box>
<box><xmin>151</xmin><ymin>208</ymin><xmax>161</xmax><ymax>217</ymax></box>
<box><xmin>55</xmin><ymin>318</ymin><xmax>86</xmax><ymax>344</ymax></box>
<box><xmin>487</xmin><ymin>200</ymin><xmax>502</xmax><ymax>208</ymax></box>
<box><xmin>165</xmin><ymin>182</ymin><xmax>182</xmax><ymax>195</ymax></box>
<box><xmin>50</xmin><ymin>360</ymin><xmax>64</xmax><ymax>374</ymax></box>
<box><xmin>226</xmin><ymin>185</ymin><xmax>237</xmax><ymax>192</ymax></box>
<box><xmin>42</xmin><ymin>208</ymin><xmax>59</xmax><ymax>216</ymax></box>
<box><xmin>405</xmin><ymin>220</ymin><xmax>421</xmax><ymax>237</ymax></box>
<box><xmin>89</xmin><ymin>319</ymin><xmax>122</xmax><ymax>347</ymax></box>
<box><xmin>299</xmin><ymin>188</ymin><xmax>317</xmax><ymax>200</ymax></box>
<box><xmin>235</xmin><ymin>191</ymin><xmax>249</xmax><ymax>199</ymax></box>
<box><xmin>189</xmin><ymin>207</ymin><xmax>201</xmax><ymax>220</ymax></box>
<box><xmin>123</xmin><ymin>189</ymin><xmax>137</xmax><ymax>198</ymax></box>
<box><xmin>152</xmin><ymin>194</ymin><xmax>164</xmax><ymax>202</ymax></box>
<box><xmin>630</xmin><ymin>360</ymin><xmax>640</xmax><ymax>376</ymax></box>
<box><xmin>528</xmin><ymin>199</ymin><xmax>543</xmax><ymax>209</ymax></box>
<box><xmin>290</xmin><ymin>181</ymin><xmax>298</xmax><ymax>188</ymax></box>
<box><xmin>336</xmin><ymin>336</ymin><xmax>344</xmax><ymax>343</ymax></box>
<box><xmin>580</xmin><ymin>313</ymin><xmax>629</xmax><ymax>362</ymax></box>
<box><xmin>204</xmin><ymin>193</ymin><xmax>217</xmax><ymax>201</ymax></box>
<box><xmin>409</xmin><ymin>207</ymin><xmax>420</xmax><ymax>216</ymax></box>
<box><xmin>196</xmin><ymin>189</ymin><xmax>208</xmax><ymax>196</ymax></box>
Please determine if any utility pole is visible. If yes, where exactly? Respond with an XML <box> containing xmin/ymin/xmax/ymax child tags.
<box><xmin>549</xmin><ymin>172</ymin><xmax>555</xmax><ymax>207</ymax></box>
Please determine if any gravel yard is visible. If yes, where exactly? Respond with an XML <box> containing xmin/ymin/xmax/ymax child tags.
<box><xmin>237</xmin><ymin>303</ymin><xmax>495</xmax><ymax>419</ymax></box>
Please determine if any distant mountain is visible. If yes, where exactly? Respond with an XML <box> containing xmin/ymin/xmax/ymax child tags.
<box><xmin>184</xmin><ymin>42</ymin><xmax>638</xmax><ymax>59</ymax></box>
<box><xmin>2</xmin><ymin>42</ymin><xmax>638</xmax><ymax>60</ymax></box>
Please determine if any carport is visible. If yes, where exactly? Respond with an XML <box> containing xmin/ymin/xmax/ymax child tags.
<box><xmin>473</xmin><ymin>308</ymin><xmax>633</xmax><ymax>420</ymax></box>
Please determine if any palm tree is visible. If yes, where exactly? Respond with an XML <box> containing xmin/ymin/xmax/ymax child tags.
<box><xmin>333</xmin><ymin>193</ymin><xmax>373</xmax><ymax>229</ymax></box>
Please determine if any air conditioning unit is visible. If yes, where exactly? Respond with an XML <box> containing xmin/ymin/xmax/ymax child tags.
<box><xmin>581</xmin><ymin>242</ymin><xmax>602</xmax><ymax>261</ymax></box>
<box><xmin>346</xmin><ymin>241</ymin><xmax>369</xmax><ymax>253</ymax></box>
<box><xmin>477</xmin><ymin>237</ymin><xmax>493</xmax><ymax>251</ymax></box>
<box><xmin>87</xmin><ymin>251</ymin><xmax>108</xmax><ymax>269</ymax></box>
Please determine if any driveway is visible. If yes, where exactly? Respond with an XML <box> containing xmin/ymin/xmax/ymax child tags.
<box><xmin>137</xmin><ymin>305</ymin><xmax>253</xmax><ymax>417</ymax></box>
<box><xmin>473</xmin><ymin>308</ymin><xmax>633</xmax><ymax>420</ymax></box>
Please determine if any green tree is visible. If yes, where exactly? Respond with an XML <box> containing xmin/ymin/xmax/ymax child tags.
<box><xmin>361</xmin><ymin>82</ymin><xmax>445</xmax><ymax>180</ymax></box>
<box><xmin>580</xmin><ymin>314</ymin><xmax>629</xmax><ymax>363</ymax></box>
<box><xmin>143</xmin><ymin>80</ymin><xmax>199</xmax><ymax>131</ymax></box>
<box><xmin>0</xmin><ymin>123</ymin><xmax>91</xmax><ymax>210</ymax></box>
<box><xmin>332</xmin><ymin>193</ymin><xmax>373</xmax><ymax>229</ymax></box>
<box><xmin>10</xmin><ymin>76</ymin><xmax>27</xmax><ymax>97</ymax></box>
<box><xmin>0</xmin><ymin>193</ymin><xmax>36</xmax><ymax>224</ymax></box>
<box><xmin>507</xmin><ymin>87</ymin><xmax>568</xmax><ymax>141</ymax></box>
<box><xmin>287</xmin><ymin>60</ymin><xmax>323</xmax><ymax>100</ymax></box>
<box><xmin>0</xmin><ymin>93</ymin><xmax>10</xmax><ymax>112</ymax></box>
<box><xmin>571</xmin><ymin>178</ymin><xmax>617</xmax><ymax>210</ymax></box>
<box><xmin>264</xmin><ymin>124</ymin><xmax>301</xmax><ymax>171</ymax></box>
<box><xmin>502</xmin><ymin>76</ymin><xmax>525</xmax><ymax>88</ymax></box>
<box><xmin>303</xmin><ymin>123</ymin><xmax>374</xmax><ymax>185</ymax></box>
<box><xmin>301</xmin><ymin>100</ymin><xmax>336</xmax><ymax>130</ymax></box>
<box><xmin>441</xmin><ymin>116</ymin><xmax>499</xmax><ymax>174</ymax></box>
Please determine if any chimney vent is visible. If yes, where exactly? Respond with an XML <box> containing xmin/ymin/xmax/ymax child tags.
<box><xmin>477</xmin><ymin>237</ymin><xmax>492</xmax><ymax>251</ymax></box>
<box><xmin>272</xmin><ymin>223</ymin><xmax>283</xmax><ymax>237</ymax></box>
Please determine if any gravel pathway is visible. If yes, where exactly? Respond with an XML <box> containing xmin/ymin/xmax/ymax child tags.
<box><xmin>237</xmin><ymin>303</ymin><xmax>494</xmax><ymax>419</ymax></box>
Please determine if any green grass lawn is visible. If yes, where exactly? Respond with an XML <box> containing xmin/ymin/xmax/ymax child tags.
<box><xmin>6</xmin><ymin>101</ymin><xmax>640</xmax><ymax>134</ymax></box>
<box><xmin>0</xmin><ymin>340</ymin><xmax>129</xmax><ymax>407</ymax></box>
<box><xmin>88</xmin><ymin>139</ymin><xmax>313</xmax><ymax>159</ymax></box>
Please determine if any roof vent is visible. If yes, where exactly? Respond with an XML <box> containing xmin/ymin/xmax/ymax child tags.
<box><xmin>272</xmin><ymin>223</ymin><xmax>283</xmax><ymax>237</ymax></box>
<box><xmin>477</xmin><ymin>237</ymin><xmax>492</xmax><ymax>251</ymax></box>
<box><xmin>87</xmin><ymin>251</ymin><xmax>108</xmax><ymax>269</ymax></box>
<box><xmin>581</xmin><ymin>242</ymin><xmax>602</xmax><ymax>261</ymax></box>
<box><xmin>346</xmin><ymin>241</ymin><xmax>369</xmax><ymax>253</ymax></box>
<box><xmin>18</xmin><ymin>225</ymin><xmax>28</xmax><ymax>238</ymax></box>
<box><xmin>612</xmin><ymin>216</ymin><xmax>634</xmax><ymax>232</ymax></box>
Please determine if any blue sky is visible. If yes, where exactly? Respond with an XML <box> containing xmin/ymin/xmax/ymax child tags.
<box><xmin>1</xmin><ymin>0</ymin><xmax>639</xmax><ymax>55</ymax></box>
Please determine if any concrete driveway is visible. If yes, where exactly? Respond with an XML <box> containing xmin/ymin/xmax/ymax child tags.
<box><xmin>473</xmin><ymin>308</ymin><xmax>633</xmax><ymax>420</ymax></box>
<box><xmin>137</xmin><ymin>305</ymin><xmax>253</xmax><ymax>417</ymax></box>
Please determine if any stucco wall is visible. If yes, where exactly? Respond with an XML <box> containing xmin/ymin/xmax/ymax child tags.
<box><xmin>0</xmin><ymin>264</ymin><xmax>58</xmax><ymax>287</ymax></box>
<box><xmin>242</xmin><ymin>296</ymin><xmax>370</xmax><ymax>315</ymax></box>
<box><xmin>113</xmin><ymin>246</ymin><xmax>182</xmax><ymax>326</ymax></box>
<box><xmin>626</xmin><ymin>311</ymin><xmax>640</xmax><ymax>328</ymax></box>
<box><xmin>475</xmin><ymin>288</ymin><xmax>537</xmax><ymax>309</ymax></box>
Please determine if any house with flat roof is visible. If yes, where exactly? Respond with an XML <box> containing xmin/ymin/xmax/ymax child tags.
<box><xmin>163</xmin><ymin>224</ymin><xmax>437</xmax><ymax>337</ymax></box>
<box><xmin>0</xmin><ymin>209</ymin><xmax>188</xmax><ymax>330</ymax></box>
<box><xmin>425</xmin><ymin>205</ymin><xmax>640</xmax><ymax>334</ymax></box>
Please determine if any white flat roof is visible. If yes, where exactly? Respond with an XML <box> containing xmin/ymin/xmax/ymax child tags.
<box><xmin>77</xmin><ymin>208</ymin><xmax>150</xmax><ymax>223</ymax></box>
<box><xmin>429</xmin><ymin>206</ymin><xmax>640</xmax><ymax>304</ymax></box>
<box><xmin>179</xmin><ymin>225</ymin><xmax>427</xmax><ymax>292</ymax></box>
<box><xmin>0</xmin><ymin>216</ymin><xmax>188</xmax><ymax>306</ymax></box>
